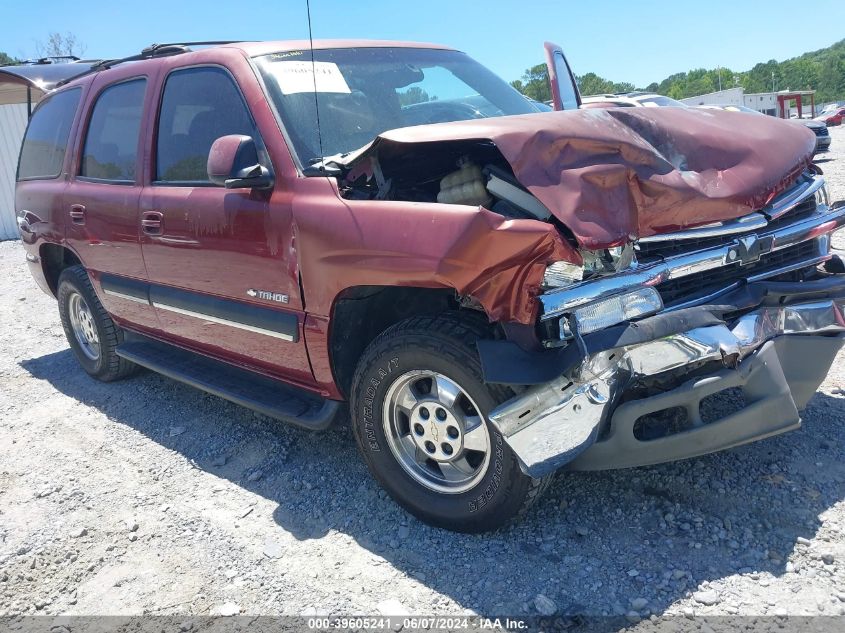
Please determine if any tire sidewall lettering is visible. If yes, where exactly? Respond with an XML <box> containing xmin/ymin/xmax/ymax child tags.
<box><xmin>360</xmin><ymin>357</ymin><xmax>399</xmax><ymax>452</ymax></box>
<box><xmin>468</xmin><ymin>432</ymin><xmax>504</xmax><ymax>513</ymax></box>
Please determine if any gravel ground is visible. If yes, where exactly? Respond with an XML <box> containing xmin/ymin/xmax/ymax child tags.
<box><xmin>1</xmin><ymin>126</ymin><xmax>845</xmax><ymax>626</ymax></box>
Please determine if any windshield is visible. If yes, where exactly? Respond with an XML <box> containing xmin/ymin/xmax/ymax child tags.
<box><xmin>254</xmin><ymin>47</ymin><xmax>541</xmax><ymax>165</ymax></box>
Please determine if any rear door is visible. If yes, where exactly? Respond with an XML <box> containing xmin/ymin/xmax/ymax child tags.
<box><xmin>544</xmin><ymin>42</ymin><xmax>581</xmax><ymax>112</ymax></box>
<box><xmin>64</xmin><ymin>73</ymin><xmax>160</xmax><ymax>330</ymax></box>
<box><xmin>16</xmin><ymin>88</ymin><xmax>82</xmax><ymax>267</ymax></box>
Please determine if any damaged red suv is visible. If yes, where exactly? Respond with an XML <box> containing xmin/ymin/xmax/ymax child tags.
<box><xmin>14</xmin><ymin>40</ymin><xmax>845</xmax><ymax>532</ymax></box>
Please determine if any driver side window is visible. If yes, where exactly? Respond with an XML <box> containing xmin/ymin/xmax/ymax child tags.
<box><xmin>155</xmin><ymin>66</ymin><xmax>258</xmax><ymax>184</ymax></box>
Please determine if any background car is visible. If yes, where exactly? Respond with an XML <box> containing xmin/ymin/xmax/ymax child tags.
<box><xmin>581</xmin><ymin>92</ymin><xmax>687</xmax><ymax>109</ymax></box>
<box><xmin>815</xmin><ymin>106</ymin><xmax>845</xmax><ymax>126</ymax></box>
<box><xmin>698</xmin><ymin>103</ymin><xmax>831</xmax><ymax>153</ymax></box>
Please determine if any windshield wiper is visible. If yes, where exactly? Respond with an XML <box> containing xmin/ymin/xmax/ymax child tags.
<box><xmin>302</xmin><ymin>152</ymin><xmax>349</xmax><ymax>176</ymax></box>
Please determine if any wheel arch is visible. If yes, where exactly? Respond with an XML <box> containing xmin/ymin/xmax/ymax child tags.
<box><xmin>39</xmin><ymin>243</ymin><xmax>82</xmax><ymax>297</ymax></box>
<box><xmin>328</xmin><ymin>285</ymin><xmax>482</xmax><ymax>398</ymax></box>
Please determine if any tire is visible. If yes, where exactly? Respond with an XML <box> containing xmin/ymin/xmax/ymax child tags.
<box><xmin>350</xmin><ymin>313</ymin><xmax>552</xmax><ymax>533</ymax></box>
<box><xmin>57</xmin><ymin>265</ymin><xmax>137</xmax><ymax>382</ymax></box>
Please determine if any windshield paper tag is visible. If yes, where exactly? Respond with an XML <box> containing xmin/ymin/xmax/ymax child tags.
<box><xmin>270</xmin><ymin>61</ymin><xmax>351</xmax><ymax>95</ymax></box>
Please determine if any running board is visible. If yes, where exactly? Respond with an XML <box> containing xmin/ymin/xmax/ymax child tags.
<box><xmin>117</xmin><ymin>332</ymin><xmax>340</xmax><ymax>430</ymax></box>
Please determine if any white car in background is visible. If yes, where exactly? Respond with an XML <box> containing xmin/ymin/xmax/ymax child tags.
<box><xmin>581</xmin><ymin>92</ymin><xmax>687</xmax><ymax>109</ymax></box>
<box><xmin>698</xmin><ymin>104</ymin><xmax>831</xmax><ymax>154</ymax></box>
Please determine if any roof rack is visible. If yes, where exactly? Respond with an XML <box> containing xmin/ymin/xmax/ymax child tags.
<box><xmin>16</xmin><ymin>55</ymin><xmax>81</xmax><ymax>66</ymax></box>
<box><xmin>55</xmin><ymin>40</ymin><xmax>250</xmax><ymax>88</ymax></box>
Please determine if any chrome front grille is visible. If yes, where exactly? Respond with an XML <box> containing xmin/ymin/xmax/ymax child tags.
<box><xmin>636</xmin><ymin>195</ymin><xmax>817</xmax><ymax>260</ymax></box>
<box><xmin>655</xmin><ymin>239</ymin><xmax>821</xmax><ymax>306</ymax></box>
<box><xmin>635</xmin><ymin>173</ymin><xmax>830</xmax><ymax>306</ymax></box>
<box><xmin>539</xmin><ymin>173</ymin><xmax>840</xmax><ymax>322</ymax></box>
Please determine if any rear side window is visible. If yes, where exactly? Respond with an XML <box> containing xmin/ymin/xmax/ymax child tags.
<box><xmin>17</xmin><ymin>88</ymin><xmax>81</xmax><ymax>180</ymax></box>
<box><xmin>81</xmin><ymin>79</ymin><xmax>146</xmax><ymax>182</ymax></box>
<box><xmin>155</xmin><ymin>66</ymin><xmax>256</xmax><ymax>183</ymax></box>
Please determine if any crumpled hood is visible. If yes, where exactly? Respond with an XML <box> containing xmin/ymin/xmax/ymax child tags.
<box><xmin>356</xmin><ymin>107</ymin><xmax>816</xmax><ymax>249</ymax></box>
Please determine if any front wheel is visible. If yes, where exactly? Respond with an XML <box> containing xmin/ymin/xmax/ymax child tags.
<box><xmin>350</xmin><ymin>314</ymin><xmax>551</xmax><ymax>532</ymax></box>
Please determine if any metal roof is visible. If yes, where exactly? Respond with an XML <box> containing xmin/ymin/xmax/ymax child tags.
<box><xmin>0</xmin><ymin>62</ymin><xmax>98</xmax><ymax>106</ymax></box>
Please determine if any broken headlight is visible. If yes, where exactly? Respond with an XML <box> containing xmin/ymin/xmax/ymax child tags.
<box><xmin>543</xmin><ymin>261</ymin><xmax>584</xmax><ymax>287</ymax></box>
<box><xmin>543</xmin><ymin>244</ymin><xmax>637</xmax><ymax>289</ymax></box>
<box><xmin>816</xmin><ymin>182</ymin><xmax>830</xmax><ymax>208</ymax></box>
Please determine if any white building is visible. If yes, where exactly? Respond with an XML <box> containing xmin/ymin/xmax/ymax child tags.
<box><xmin>680</xmin><ymin>87</ymin><xmax>815</xmax><ymax>118</ymax></box>
<box><xmin>0</xmin><ymin>66</ymin><xmax>42</xmax><ymax>241</ymax></box>
<box><xmin>0</xmin><ymin>103</ymin><xmax>28</xmax><ymax>240</ymax></box>
<box><xmin>0</xmin><ymin>61</ymin><xmax>88</xmax><ymax>241</ymax></box>
<box><xmin>742</xmin><ymin>91</ymin><xmax>781</xmax><ymax>116</ymax></box>
<box><xmin>681</xmin><ymin>86</ymin><xmax>746</xmax><ymax>108</ymax></box>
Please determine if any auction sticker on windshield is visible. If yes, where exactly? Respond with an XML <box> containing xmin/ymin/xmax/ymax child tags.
<box><xmin>268</xmin><ymin>60</ymin><xmax>351</xmax><ymax>94</ymax></box>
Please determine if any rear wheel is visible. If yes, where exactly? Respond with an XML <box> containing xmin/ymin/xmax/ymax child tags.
<box><xmin>57</xmin><ymin>266</ymin><xmax>137</xmax><ymax>382</ymax></box>
<box><xmin>350</xmin><ymin>314</ymin><xmax>551</xmax><ymax>532</ymax></box>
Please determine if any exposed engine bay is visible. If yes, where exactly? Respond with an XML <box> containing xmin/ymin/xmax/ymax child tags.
<box><xmin>339</xmin><ymin>141</ymin><xmax>552</xmax><ymax>221</ymax></box>
<box><xmin>336</xmin><ymin>139</ymin><xmax>640</xmax><ymax>292</ymax></box>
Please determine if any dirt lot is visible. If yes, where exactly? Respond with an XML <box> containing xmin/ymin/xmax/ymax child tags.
<box><xmin>1</xmin><ymin>126</ymin><xmax>845</xmax><ymax>626</ymax></box>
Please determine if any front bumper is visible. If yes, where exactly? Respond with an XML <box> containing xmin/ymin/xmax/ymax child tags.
<box><xmin>816</xmin><ymin>135</ymin><xmax>832</xmax><ymax>152</ymax></box>
<box><xmin>486</xmin><ymin>280</ymin><xmax>845</xmax><ymax>477</ymax></box>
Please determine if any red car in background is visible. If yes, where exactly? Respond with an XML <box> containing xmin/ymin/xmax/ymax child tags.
<box><xmin>816</xmin><ymin>106</ymin><xmax>845</xmax><ymax>126</ymax></box>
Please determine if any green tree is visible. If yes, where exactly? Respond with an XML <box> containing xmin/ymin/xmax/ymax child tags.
<box><xmin>514</xmin><ymin>63</ymin><xmax>551</xmax><ymax>102</ymax></box>
<box><xmin>398</xmin><ymin>86</ymin><xmax>432</xmax><ymax>106</ymax></box>
<box><xmin>510</xmin><ymin>38</ymin><xmax>845</xmax><ymax>106</ymax></box>
<box><xmin>0</xmin><ymin>51</ymin><xmax>17</xmax><ymax>65</ymax></box>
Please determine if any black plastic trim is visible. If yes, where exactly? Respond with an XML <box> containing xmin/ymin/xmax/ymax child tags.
<box><xmin>479</xmin><ymin>308</ymin><xmax>725</xmax><ymax>385</ymax></box>
<box><xmin>480</xmin><ymin>275</ymin><xmax>845</xmax><ymax>385</ymax></box>
<box><xmin>100</xmin><ymin>273</ymin><xmax>150</xmax><ymax>303</ymax></box>
<box><xmin>97</xmin><ymin>273</ymin><xmax>299</xmax><ymax>342</ymax></box>
<box><xmin>149</xmin><ymin>284</ymin><xmax>299</xmax><ymax>342</ymax></box>
<box><xmin>117</xmin><ymin>331</ymin><xmax>338</xmax><ymax>430</ymax></box>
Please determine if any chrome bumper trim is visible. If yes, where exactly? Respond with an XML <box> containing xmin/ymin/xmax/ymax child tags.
<box><xmin>490</xmin><ymin>296</ymin><xmax>845</xmax><ymax>476</ymax></box>
<box><xmin>540</xmin><ymin>179</ymin><xmax>840</xmax><ymax>321</ymax></box>
<box><xmin>638</xmin><ymin>212</ymin><xmax>768</xmax><ymax>243</ymax></box>
<box><xmin>766</xmin><ymin>174</ymin><xmax>826</xmax><ymax>221</ymax></box>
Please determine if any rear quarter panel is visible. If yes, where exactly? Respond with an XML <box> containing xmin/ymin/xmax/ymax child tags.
<box><xmin>16</xmin><ymin>81</ymin><xmax>90</xmax><ymax>294</ymax></box>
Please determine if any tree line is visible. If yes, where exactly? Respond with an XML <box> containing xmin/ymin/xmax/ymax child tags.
<box><xmin>511</xmin><ymin>38</ymin><xmax>845</xmax><ymax>104</ymax></box>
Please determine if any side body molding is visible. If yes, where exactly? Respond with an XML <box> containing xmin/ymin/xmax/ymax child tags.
<box><xmin>98</xmin><ymin>274</ymin><xmax>299</xmax><ymax>343</ymax></box>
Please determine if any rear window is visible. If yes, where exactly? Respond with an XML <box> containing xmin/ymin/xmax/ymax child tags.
<box><xmin>80</xmin><ymin>78</ymin><xmax>146</xmax><ymax>182</ymax></box>
<box><xmin>17</xmin><ymin>88</ymin><xmax>81</xmax><ymax>180</ymax></box>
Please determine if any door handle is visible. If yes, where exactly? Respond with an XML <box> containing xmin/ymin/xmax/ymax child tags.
<box><xmin>69</xmin><ymin>204</ymin><xmax>86</xmax><ymax>225</ymax></box>
<box><xmin>141</xmin><ymin>211</ymin><xmax>163</xmax><ymax>235</ymax></box>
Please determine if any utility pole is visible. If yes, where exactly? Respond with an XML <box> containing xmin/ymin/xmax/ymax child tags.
<box><xmin>772</xmin><ymin>71</ymin><xmax>775</xmax><ymax>92</ymax></box>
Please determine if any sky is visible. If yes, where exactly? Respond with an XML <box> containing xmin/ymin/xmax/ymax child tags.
<box><xmin>1</xmin><ymin>0</ymin><xmax>844</xmax><ymax>87</ymax></box>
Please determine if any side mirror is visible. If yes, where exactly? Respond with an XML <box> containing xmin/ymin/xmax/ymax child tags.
<box><xmin>207</xmin><ymin>135</ymin><xmax>274</xmax><ymax>189</ymax></box>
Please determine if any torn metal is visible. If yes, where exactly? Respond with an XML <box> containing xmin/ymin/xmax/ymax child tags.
<box><xmin>478</xmin><ymin>167</ymin><xmax>845</xmax><ymax>476</ymax></box>
<box><xmin>341</xmin><ymin>107</ymin><xmax>817</xmax><ymax>249</ymax></box>
<box><xmin>489</xmin><ymin>292</ymin><xmax>845</xmax><ymax>477</ymax></box>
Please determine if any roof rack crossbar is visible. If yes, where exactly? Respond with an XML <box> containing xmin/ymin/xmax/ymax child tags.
<box><xmin>55</xmin><ymin>40</ymin><xmax>252</xmax><ymax>88</ymax></box>
<box><xmin>10</xmin><ymin>55</ymin><xmax>81</xmax><ymax>67</ymax></box>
